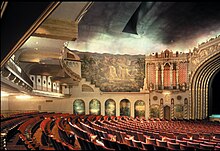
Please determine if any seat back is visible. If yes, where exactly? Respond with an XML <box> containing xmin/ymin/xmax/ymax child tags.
<box><xmin>176</xmin><ymin>139</ymin><xmax>187</xmax><ymax>145</ymax></box>
<box><xmin>141</xmin><ymin>142</ymin><xmax>154</xmax><ymax>150</ymax></box>
<box><xmin>179</xmin><ymin>144</ymin><xmax>194</xmax><ymax>151</ymax></box>
<box><xmin>187</xmin><ymin>141</ymin><xmax>200</xmax><ymax>148</ymax></box>
<box><xmin>167</xmin><ymin>142</ymin><xmax>180</xmax><ymax>150</ymax></box>
<box><xmin>132</xmin><ymin>139</ymin><xmax>142</xmax><ymax>148</ymax></box>
<box><xmin>156</xmin><ymin>139</ymin><xmax>167</xmax><ymax>147</ymax></box>
<box><xmin>199</xmin><ymin>143</ymin><xmax>214</xmax><ymax>150</ymax></box>
<box><xmin>146</xmin><ymin>137</ymin><xmax>156</xmax><ymax>145</ymax></box>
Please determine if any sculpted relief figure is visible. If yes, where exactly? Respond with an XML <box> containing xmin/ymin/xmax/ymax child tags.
<box><xmin>109</xmin><ymin>66</ymin><xmax>118</xmax><ymax>80</ymax></box>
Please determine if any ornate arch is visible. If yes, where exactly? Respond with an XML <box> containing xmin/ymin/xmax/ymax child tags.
<box><xmin>190</xmin><ymin>52</ymin><xmax>220</xmax><ymax>119</ymax></box>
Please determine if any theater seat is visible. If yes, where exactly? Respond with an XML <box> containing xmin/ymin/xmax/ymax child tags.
<box><xmin>179</xmin><ymin>144</ymin><xmax>195</xmax><ymax>151</ymax></box>
<box><xmin>199</xmin><ymin>143</ymin><xmax>214</xmax><ymax>150</ymax></box>
<box><xmin>167</xmin><ymin>142</ymin><xmax>180</xmax><ymax>150</ymax></box>
<box><xmin>141</xmin><ymin>142</ymin><xmax>155</xmax><ymax>150</ymax></box>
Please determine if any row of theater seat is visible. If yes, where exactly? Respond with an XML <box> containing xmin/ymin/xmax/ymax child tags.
<box><xmin>1</xmin><ymin>112</ymin><xmax>220</xmax><ymax>150</ymax></box>
<box><xmin>68</xmin><ymin>115</ymin><xmax>220</xmax><ymax>150</ymax></box>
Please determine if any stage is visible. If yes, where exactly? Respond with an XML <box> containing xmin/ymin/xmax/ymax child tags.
<box><xmin>209</xmin><ymin>114</ymin><xmax>220</xmax><ymax>122</ymax></box>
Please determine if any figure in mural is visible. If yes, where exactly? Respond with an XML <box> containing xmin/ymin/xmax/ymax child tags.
<box><xmin>73</xmin><ymin>99</ymin><xmax>85</xmax><ymax>115</ymax></box>
<box><xmin>76</xmin><ymin>50</ymin><xmax>145</xmax><ymax>92</ymax></box>
<box><xmin>89</xmin><ymin>99</ymin><xmax>101</xmax><ymax>115</ymax></box>
<box><xmin>105</xmin><ymin>99</ymin><xmax>116</xmax><ymax>116</ymax></box>
<box><xmin>120</xmin><ymin>99</ymin><xmax>130</xmax><ymax>116</ymax></box>
<box><xmin>109</xmin><ymin>66</ymin><xmax>118</xmax><ymax>80</ymax></box>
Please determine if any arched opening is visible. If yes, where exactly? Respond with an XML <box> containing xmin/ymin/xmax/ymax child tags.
<box><xmin>134</xmin><ymin>100</ymin><xmax>145</xmax><ymax>118</ymax></box>
<box><xmin>164</xmin><ymin>63</ymin><xmax>170</xmax><ymax>89</ymax></box>
<box><xmin>89</xmin><ymin>99</ymin><xmax>101</xmax><ymax>115</ymax></box>
<box><xmin>120</xmin><ymin>99</ymin><xmax>130</xmax><ymax>116</ymax></box>
<box><xmin>209</xmin><ymin>69</ymin><xmax>220</xmax><ymax>116</ymax></box>
<box><xmin>164</xmin><ymin>106</ymin><xmax>170</xmax><ymax>120</ymax></box>
<box><xmin>105</xmin><ymin>99</ymin><xmax>116</xmax><ymax>116</ymax></box>
<box><xmin>73</xmin><ymin>99</ymin><xmax>85</xmax><ymax>115</ymax></box>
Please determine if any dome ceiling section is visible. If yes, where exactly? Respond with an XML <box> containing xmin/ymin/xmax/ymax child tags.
<box><xmin>17</xmin><ymin>36</ymin><xmax>65</xmax><ymax>63</ymax></box>
<box><xmin>28</xmin><ymin>64</ymin><xmax>65</xmax><ymax>77</ymax></box>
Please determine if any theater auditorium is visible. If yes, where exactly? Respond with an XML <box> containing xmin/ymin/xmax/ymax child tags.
<box><xmin>1</xmin><ymin>2</ymin><xmax>220</xmax><ymax>150</ymax></box>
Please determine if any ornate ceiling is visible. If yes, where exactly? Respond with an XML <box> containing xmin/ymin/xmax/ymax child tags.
<box><xmin>1</xmin><ymin>2</ymin><xmax>220</xmax><ymax>94</ymax></box>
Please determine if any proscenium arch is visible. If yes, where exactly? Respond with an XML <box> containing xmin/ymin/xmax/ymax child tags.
<box><xmin>208</xmin><ymin>69</ymin><xmax>220</xmax><ymax>116</ymax></box>
<box><xmin>190</xmin><ymin>52</ymin><xmax>220</xmax><ymax>119</ymax></box>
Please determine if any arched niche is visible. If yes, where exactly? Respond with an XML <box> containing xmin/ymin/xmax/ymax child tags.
<box><xmin>174</xmin><ymin>104</ymin><xmax>184</xmax><ymax>119</ymax></box>
<box><xmin>134</xmin><ymin>100</ymin><xmax>145</xmax><ymax>118</ymax></box>
<box><xmin>164</xmin><ymin>105</ymin><xmax>171</xmax><ymax>120</ymax></box>
<box><xmin>105</xmin><ymin>99</ymin><xmax>116</xmax><ymax>116</ymax></box>
<box><xmin>89</xmin><ymin>99</ymin><xmax>101</xmax><ymax>115</ymax></box>
<box><xmin>120</xmin><ymin>99</ymin><xmax>130</xmax><ymax>116</ymax></box>
<box><xmin>150</xmin><ymin>104</ymin><xmax>159</xmax><ymax>118</ymax></box>
<box><xmin>73</xmin><ymin>99</ymin><xmax>85</xmax><ymax>115</ymax></box>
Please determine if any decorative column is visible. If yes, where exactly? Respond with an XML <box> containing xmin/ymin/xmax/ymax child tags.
<box><xmin>116</xmin><ymin>100</ymin><xmax>120</xmax><ymax>116</ymax></box>
<box><xmin>160</xmin><ymin>98</ymin><xmax>164</xmax><ymax>119</ymax></box>
<box><xmin>184</xmin><ymin>98</ymin><xmax>188</xmax><ymax>119</ymax></box>
<box><xmin>161</xmin><ymin>65</ymin><xmax>164</xmax><ymax>89</ymax></box>
<box><xmin>176</xmin><ymin>63</ymin><xmax>179</xmax><ymax>89</ymax></box>
<box><xmin>148</xmin><ymin>63</ymin><xmax>150</xmax><ymax>89</ymax></box>
<box><xmin>155</xmin><ymin>63</ymin><xmax>159</xmax><ymax>90</ymax></box>
<box><xmin>170</xmin><ymin>63</ymin><xmax>173</xmax><ymax>89</ymax></box>
<box><xmin>101</xmin><ymin>100</ymin><xmax>105</xmax><ymax>116</ymax></box>
<box><xmin>131</xmin><ymin>100</ymin><xmax>134</xmax><ymax>118</ymax></box>
<box><xmin>171</xmin><ymin>99</ymin><xmax>174</xmax><ymax>119</ymax></box>
<box><xmin>85</xmin><ymin>99</ymin><xmax>90</xmax><ymax>114</ymax></box>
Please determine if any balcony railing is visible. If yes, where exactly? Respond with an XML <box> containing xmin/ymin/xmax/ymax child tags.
<box><xmin>5</xmin><ymin>59</ymin><xmax>33</xmax><ymax>87</ymax></box>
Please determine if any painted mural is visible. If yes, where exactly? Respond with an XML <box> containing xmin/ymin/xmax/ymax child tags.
<box><xmin>120</xmin><ymin>99</ymin><xmax>130</xmax><ymax>116</ymax></box>
<box><xmin>105</xmin><ymin>99</ymin><xmax>116</xmax><ymax>116</ymax></box>
<box><xmin>73</xmin><ymin>99</ymin><xmax>85</xmax><ymax>115</ymax></box>
<box><xmin>73</xmin><ymin>50</ymin><xmax>145</xmax><ymax>92</ymax></box>
<box><xmin>150</xmin><ymin>104</ymin><xmax>159</xmax><ymax>118</ymax></box>
<box><xmin>174</xmin><ymin>104</ymin><xmax>184</xmax><ymax>119</ymax></box>
<box><xmin>89</xmin><ymin>99</ymin><xmax>101</xmax><ymax>115</ymax></box>
<box><xmin>135</xmin><ymin>100</ymin><xmax>145</xmax><ymax>118</ymax></box>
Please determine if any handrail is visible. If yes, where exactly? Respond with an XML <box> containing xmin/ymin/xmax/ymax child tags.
<box><xmin>5</xmin><ymin>58</ymin><xmax>33</xmax><ymax>87</ymax></box>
